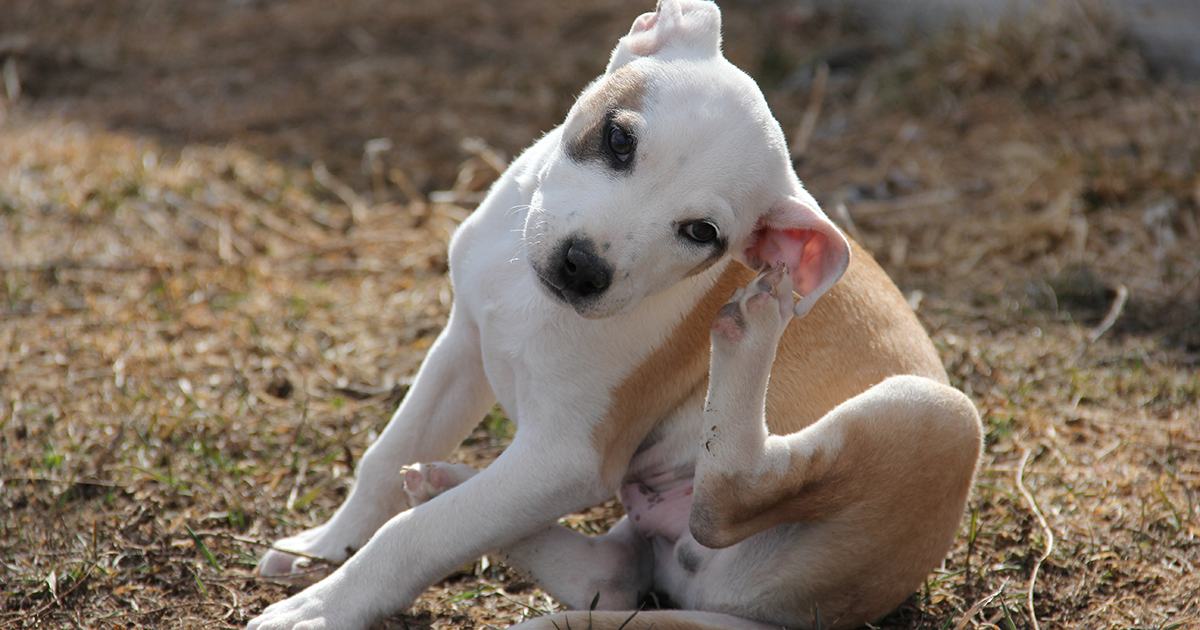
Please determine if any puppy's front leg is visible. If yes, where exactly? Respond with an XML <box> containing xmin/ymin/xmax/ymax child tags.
<box><xmin>258</xmin><ymin>307</ymin><xmax>496</xmax><ymax>581</ymax></box>
<box><xmin>403</xmin><ymin>462</ymin><xmax>655</xmax><ymax>612</ymax></box>
<box><xmin>248</xmin><ymin>431</ymin><xmax>615</xmax><ymax>630</ymax></box>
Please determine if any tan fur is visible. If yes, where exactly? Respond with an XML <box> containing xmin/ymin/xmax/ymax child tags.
<box><xmin>694</xmin><ymin>377</ymin><xmax>981</xmax><ymax>548</ymax></box>
<box><xmin>765</xmin><ymin>239</ymin><xmax>947</xmax><ymax>432</ymax></box>
<box><xmin>594</xmin><ymin>240</ymin><xmax>944</xmax><ymax>489</ymax></box>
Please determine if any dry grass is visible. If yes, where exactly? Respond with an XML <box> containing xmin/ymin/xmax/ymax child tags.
<box><xmin>1</xmin><ymin>1</ymin><xmax>1197</xmax><ymax>629</ymax></box>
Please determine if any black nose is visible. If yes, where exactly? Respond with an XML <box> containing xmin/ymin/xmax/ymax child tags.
<box><xmin>559</xmin><ymin>238</ymin><xmax>612</xmax><ymax>298</ymax></box>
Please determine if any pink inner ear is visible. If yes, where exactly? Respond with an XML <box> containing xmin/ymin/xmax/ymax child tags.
<box><xmin>744</xmin><ymin>226</ymin><xmax>830</xmax><ymax>296</ymax></box>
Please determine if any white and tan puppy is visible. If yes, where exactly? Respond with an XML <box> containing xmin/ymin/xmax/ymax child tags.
<box><xmin>250</xmin><ymin>1</ymin><xmax>982</xmax><ymax>628</ymax></box>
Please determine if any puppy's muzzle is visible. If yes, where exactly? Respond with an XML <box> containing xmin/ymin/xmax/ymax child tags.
<box><xmin>538</xmin><ymin>236</ymin><xmax>614</xmax><ymax>307</ymax></box>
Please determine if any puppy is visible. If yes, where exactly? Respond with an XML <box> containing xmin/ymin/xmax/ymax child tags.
<box><xmin>250</xmin><ymin>1</ymin><xmax>982</xmax><ymax>629</ymax></box>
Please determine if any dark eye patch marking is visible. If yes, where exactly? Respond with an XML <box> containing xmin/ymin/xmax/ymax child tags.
<box><xmin>564</xmin><ymin>65</ymin><xmax>646</xmax><ymax>171</ymax></box>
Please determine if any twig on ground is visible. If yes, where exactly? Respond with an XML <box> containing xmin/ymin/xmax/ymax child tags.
<box><xmin>953</xmin><ymin>580</ymin><xmax>1007</xmax><ymax>630</ymax></box>
<box><xmin>256</xmin><ymin>563</ymin><xmax>339</xmax><ymax>583</ymax></box>
<box><xmin>1087</xmin><ymin>283</ymin><xmax>1128</xmax><ymax>343</ymax></box>
<box><xmin>461</xmin><ymin>137</ymin><xmax>509</xmax><ymax>174</ymax></box>
<box><xmin>830</xmin><ymin>200</ymin><xmax>865</xmax><ymax>246</ymax></box>
<box><xmin>492</xmin><ymin>588</ymin><xmax>554</xmax><ymax>617</ymax></box>
<box><xmin>1071</xmin><ymin>283</ymin><xmax>1129</xmax><ymax>366</ymax></box>
<box><xmin>790</xmin><ymin>62</ymin><xmax>829</xmax><ymax>162</ymax></box>
<box><xmin>89</xmin><ymin>600</ymin><xmax>233</xmax><ymax>622</ymax></box>
<box><xmin>313</xmin><ymin>160</ymin><xmax>370</xmax><ymax>226</ymax></box>
<box><xmin>4</xmin><ymin>57</ymin><xmax>21</xmax><ymax>101</ymax></box>
<box><xmin>1017</xmin><ymin>448</ymin><xmax>1054</xmax><ymax>630</ymax></box>
<box><xmin>200</xmin><ymin>531</ymin><xmax>345</xmax><ymax>568</ymax></box>
<box><xmin>0</xmin><ymin>261</ymin><xmax>147</xmax><ymax>272</ymax></box>
<box><xmin>388</xmin><ymin>167</ymin><xmax>428</xmax><ymax>206</ymax></box>
<box><xmin>1</xmin><ymin>475</ymin><xmax>122</xmax><ymax>487</ymax></box>
<box><xmin>29</xmin><ymin>563</ymin><xmax>98</xmax><ymax>617</ymax></box>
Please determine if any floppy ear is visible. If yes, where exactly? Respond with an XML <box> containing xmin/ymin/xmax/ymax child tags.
<box><xmin>737</xmin><ymin>195</ymin><xmax>851</xmax><ymax>318</ymax></box>
<box><xmin>606</xmin><ymin>0</ymin><xmax>722</xmax><ymax>74</ymax></box>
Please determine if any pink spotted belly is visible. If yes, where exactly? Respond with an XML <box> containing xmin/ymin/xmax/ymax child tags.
<box><xmin>619</xmin><ymin>477</ymin><xmax>694</xmax><ymax>542</ymax></box>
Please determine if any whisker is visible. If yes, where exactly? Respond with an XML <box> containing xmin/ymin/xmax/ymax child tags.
<box><xmin>505</xmin><ymin>204</ymin><xmax>533</xmax><ymax>218</ymax></box>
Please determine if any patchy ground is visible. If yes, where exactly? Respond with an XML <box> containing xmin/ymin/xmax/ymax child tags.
<box><xmin>1</xmin><ymin>1</ymin><xmax>1197</xmax><ymax>629</ymax></box>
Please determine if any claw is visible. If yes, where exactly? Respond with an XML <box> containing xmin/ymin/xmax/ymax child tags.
<box><xmin>752</xmin><ymin>262</ymin><xmax>785</xmax><ymax>295</ymax></box>
<box><xmin>749</xmin><ymin>261</ymin><xmax>795</xmax><ymax>319</ymax></box>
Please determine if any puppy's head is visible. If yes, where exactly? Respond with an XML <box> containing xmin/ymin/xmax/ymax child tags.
<box><xmin>526</xmin><ymin>0</ymin><xmax>848</xmax><ymax>319</ymax></box>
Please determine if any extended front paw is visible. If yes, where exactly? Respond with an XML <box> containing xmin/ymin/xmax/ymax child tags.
<box><xmin>248</xmin><ymin>576</ymin><xmax>373</xmax><ymax>630</ymax></box>
<box><xmin>402</xmin><ymin>462</ymin><xmax>479</xmax><ymax>507</ymax></box>
<box><xmin>711</xmin><ymin>262</ymin><xmax>794</xmax><ymax>348</ymax></box>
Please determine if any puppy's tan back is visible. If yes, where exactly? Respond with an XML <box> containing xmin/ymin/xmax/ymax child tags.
<box><xmin>763</xmin><ymin>240</ymin><xmax>947</xmax><ymax>434</ymax></box>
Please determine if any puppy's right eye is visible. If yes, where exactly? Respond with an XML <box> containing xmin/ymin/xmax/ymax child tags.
<box><xmin>681</xmin><ymin>221</ymin><xmax>719</xmax><ymax>243</ymax></box>
<box><xmin>607</xmin><ymin>125</ymin><xmax>633</xmax><ymax>162</ymax></box>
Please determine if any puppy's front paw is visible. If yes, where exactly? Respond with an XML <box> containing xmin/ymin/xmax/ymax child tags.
<box><xmin>402</xmin><ymin>462</ymin><xmax>479</xmax><ymax>507</ymax></box>
<box><xmin>248</xmin><ymin>577</ymin><xmax>370</xmax><ymax>630</ymax></box>
<box><xmin>711</xmin><ymin>262</ymin><xmax>794</xmax><ymax>348</ymax></box>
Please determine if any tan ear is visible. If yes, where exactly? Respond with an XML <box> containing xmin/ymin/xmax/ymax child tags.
<box><xmin>606</xmin><ymin>0</ymin><xmax>723</xmax><ymax>74</ymax></box>
<box><xmin>737</xmin><ymin>195</ymin><xmax>850</xmax><ymax>318</ymax></box>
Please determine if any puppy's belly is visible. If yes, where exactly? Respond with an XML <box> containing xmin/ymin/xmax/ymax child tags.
<box><xmin>619</xmin><ymin>470</ymin><xmax>694</xmax><ymax>542</ymax></box>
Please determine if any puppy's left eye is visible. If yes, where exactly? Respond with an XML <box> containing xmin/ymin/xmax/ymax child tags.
<box><xmin>681</xmin><ymin>221</ymin><xmax>719</xmax><ymax>243</ymax></box>
<box><xmin>607</xmin><ymin>125</ymin><xmax>633</xmax><ymax>162</ymax></box>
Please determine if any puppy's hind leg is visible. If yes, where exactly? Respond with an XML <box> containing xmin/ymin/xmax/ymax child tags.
<box><xmin>495</xmin><ymin>518</ymin><xmax>655</xmax><ymax>612</ymax></box>
<box><xmin>689</xmin><ymin>264</ymin><xmax>982</xmax><ymax>627</ymax></box>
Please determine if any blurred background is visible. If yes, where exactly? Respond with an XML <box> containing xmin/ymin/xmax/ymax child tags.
<box><xmin>1</xmin><ymin>1</ymin><xmax>1197</xmax><ymax>629</ymax></box>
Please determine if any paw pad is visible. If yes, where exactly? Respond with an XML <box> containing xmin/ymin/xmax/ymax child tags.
<box><xmin>402</xmin><ymin>462</ymin><xmax>478</xmax><ymax>507</ymax></box>
<box><xmin>711</xmin><ymin>262</ymin><xmax>795</xmax><ymax>346</ymax></box>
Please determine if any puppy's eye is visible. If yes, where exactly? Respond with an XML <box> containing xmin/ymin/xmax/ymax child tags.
<box><xmin>607</xmin><ymin>125</ymin><xmax>633</xmax><ymax>161</ymax></box>
<box><xmin>681</xmin><ymin>221</ymin><xmax>719</xmax><ymax>243</ymax></box>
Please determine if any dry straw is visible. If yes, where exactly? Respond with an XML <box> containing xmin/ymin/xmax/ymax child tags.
<box><xmin>2</xmin><ymin>0</ymin><xmax>1197</xmax><ymax>628</ymax></box>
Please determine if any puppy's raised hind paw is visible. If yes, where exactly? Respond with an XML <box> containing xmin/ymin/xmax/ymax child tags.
<box><xmin>711</xmin><ymin>262</ymin><xmax>794</xmax><ymax>346</ymax></box>
<box><xmin>402</xmin><ymin>462</ymin><xmax>479</xmax><ymax>507</ymax></box>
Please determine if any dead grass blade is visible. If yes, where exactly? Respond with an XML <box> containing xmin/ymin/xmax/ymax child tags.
<box><xmin>1016</xmin><ymin>448</ymin><xmax>1055</xmax><ymax>630</ymax></box>
<box><xmin>790</xmin><ymin>61</ymin><xmax>829</xmax><ymax>162</ymax></box>
<box><xmin>1087</xmin><ymin>284</ymin><xmax>1128</xmax><ymax>344</ymax></box>
<box><xmin>952</xmin><ymin>581</ymin><xmax>1007</xmax><ymax>630</ymax></box>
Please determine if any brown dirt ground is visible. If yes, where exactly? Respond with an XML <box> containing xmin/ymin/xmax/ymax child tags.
<box><xmin>1</xmin><ymin>1</ymin><xmax>1198</xmax><ymax>629</ymax></box>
